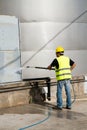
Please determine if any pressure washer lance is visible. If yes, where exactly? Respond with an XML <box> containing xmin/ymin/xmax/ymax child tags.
<box><xmin>26</xmin><ymin>66</ymin><xmax>55</xmax><ymax>70</ymax></box>
<box><xmin>16</xmin><ymin>66</ymin><xmax>55</xmax><ymax>74</ymax></box>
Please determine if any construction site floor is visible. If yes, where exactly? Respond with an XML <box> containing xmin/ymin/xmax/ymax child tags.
<box><xmin>0</xmin><ymin>100</ymin><xmax>87</xmax><ymax>130</ymax></box>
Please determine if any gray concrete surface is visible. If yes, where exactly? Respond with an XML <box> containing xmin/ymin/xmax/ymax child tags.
<box><xmin>0</xmin><ymin>100</ymin><xmax>87</xmax><ymax>130</ymax></box>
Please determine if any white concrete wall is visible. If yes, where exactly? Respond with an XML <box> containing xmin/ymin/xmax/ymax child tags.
<box><xmin>0</xmin><ymin>0</ymin><xmax>87</xmax><ymax>79</ymax></box>
<box><xmin>0</xmin><ymin>0</ymin><xmax>87</xmax><ymax>23</ymax></box>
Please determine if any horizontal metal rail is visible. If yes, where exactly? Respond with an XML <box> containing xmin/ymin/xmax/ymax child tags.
<box><xmin>0</xmin><ymin>79</ymin><xmax>87</xmax><ymax>93</ymax></box>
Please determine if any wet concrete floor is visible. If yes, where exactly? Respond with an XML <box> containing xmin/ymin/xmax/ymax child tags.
<box><xmin>0</xmin><ymin>100</ymin><xmax>87</xmax><ymax>130</ymax></box>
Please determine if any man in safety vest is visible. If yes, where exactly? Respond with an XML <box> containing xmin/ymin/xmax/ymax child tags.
<box><xmin>47</xmin><ymin>46</ymin><xmax>76</xmax><ymax>110</ymax></box>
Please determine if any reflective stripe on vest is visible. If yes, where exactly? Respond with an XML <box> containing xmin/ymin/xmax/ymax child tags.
<box><xmin>55</xmin><ymin>56</ymin><xmax>71</xmax><ymax>80</ymax></box>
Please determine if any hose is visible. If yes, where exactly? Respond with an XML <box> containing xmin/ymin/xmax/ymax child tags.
<box><xmin>19</xmin><ymin>107</ymin><xmax>52</xmax><ymax>130</ymax></box>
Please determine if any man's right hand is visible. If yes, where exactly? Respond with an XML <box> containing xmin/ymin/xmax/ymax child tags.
<box><xmin>47</xmin><ymin>65</ymin><xmax>52</xmax><ymax>70</ymax></box>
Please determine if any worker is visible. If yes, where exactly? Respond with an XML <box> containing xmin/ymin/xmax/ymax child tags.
<box><xmin>47</xmin><ymin>46</ymin><xmax>76</xmax><ymax>110</ymax></box>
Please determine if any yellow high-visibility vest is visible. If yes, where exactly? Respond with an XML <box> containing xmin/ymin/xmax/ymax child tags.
<box><xmin>55</xmin><ymin>56</ymin><xmax>72</xmax><ymax>81</ymax></box>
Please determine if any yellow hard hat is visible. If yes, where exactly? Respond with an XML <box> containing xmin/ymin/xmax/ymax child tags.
<box><xmin>56</xmin><ymin>46</ymin><xmax>64</xmax><ymax>53</ymax></box>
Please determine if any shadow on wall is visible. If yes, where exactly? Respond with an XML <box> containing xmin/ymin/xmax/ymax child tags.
<box><xmin>29</xmin><ymin>86</ymin><xmax>46</xmax><ymax>103</ymax></box>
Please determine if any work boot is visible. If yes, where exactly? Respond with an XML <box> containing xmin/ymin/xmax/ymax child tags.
<box><xmin>53</xmin><ymin>106</ymin><xmax>62</xmax><ymax>110</ymax></box>
<box><xmin>66</xmin><ymin>106</ymin><xmax>71</xmax><ymax>109</ymax></box>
